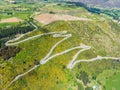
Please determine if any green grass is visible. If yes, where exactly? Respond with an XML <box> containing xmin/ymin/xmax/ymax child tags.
<box><xmin>106</xmin><ymin>72</ymin><xmax>120</xmax><ymax>90</ymax></box>
<box><xmin>0</xmin><ymin>13</ymin><xmax>31</xmax><ymax>20</ymax></box>
<box><xmin>77</xmin><ymin>82</ymin><xmax>84</xmax><ymax>90</ymax></box>
<box><xmin>0</xmin><ymin>22</ymin><xmax>19</xmax><ymax>28</ymax></box>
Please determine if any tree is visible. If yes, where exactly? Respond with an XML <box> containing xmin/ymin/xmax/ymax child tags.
<box><xmin>77</xmin><ymin>71</ymin><xmax>89</xmax><ymax>85</ymax></box>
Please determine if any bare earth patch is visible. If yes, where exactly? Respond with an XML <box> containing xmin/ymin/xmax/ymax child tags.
<box><xmin>0</xmin><ymin>17</ymin><xmax>22</xmax><ymax>23</ymax></box>
<box><xmin>34</xmin><ymin>14</ymin><xmax>91</xmax><ymax>25</ymax></box>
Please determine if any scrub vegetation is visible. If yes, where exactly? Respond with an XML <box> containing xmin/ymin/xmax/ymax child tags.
<box><xmin>0</xmin><ymin>1</ymin><xmax>120</xmax><ymax>90</ymax></box>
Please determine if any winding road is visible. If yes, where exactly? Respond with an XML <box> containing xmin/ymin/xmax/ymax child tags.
<box><xmin>3</xmin><ymin>22</ymin><xmax>86</xmax><ymax>90</ymax></box>
<box><xmin>68</xmin><ymin>54</ymin><xmax>120</xmax><ymax>69</ymax></box>
<box><xmin>3</xmin><ymin>21</ymin><xmax>120</xmax><ymax>90</ymax></box>
<box><xmin>67</xmin><ymin>45</ymin><xmax>120</xmax><ymax>69</ymax></box>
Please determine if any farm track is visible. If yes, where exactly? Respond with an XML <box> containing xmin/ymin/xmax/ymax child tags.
<box><xmin>3</xmin><ymin>21</ymin><xmax>120</xmax><ymax>90</ymax></box>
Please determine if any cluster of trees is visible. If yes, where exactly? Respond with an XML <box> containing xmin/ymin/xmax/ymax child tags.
<box><xmin>0</xmin><ymin>20</ymin><xmax>35</xmax><ymax>46</ymax></box>
<box><xmin>77</xmin><ymin>71</ymin><xmax>89</xmax><ymax>85</ymax></box>
<box><xmin>0</xmin><ymin>23</ymin><xmax>34</xmax><ymax>38</ymax></box>
<box><xmin>0</xmin><ymin>20</ymin><xmax>36</xmax><ymax>60</ymax></box>
<box><xmin>101</xmin><ymin>9</ymin><xmax>120</xmax><ymax>20</ymax></box>
<box><xmin>0</xmin><ymin>46</ymin><xmax>21</xmax><ymax>60</ymax></box>
<box><xmin>87</xmin><ymin>7</ymin><xmax>101</xmax><ymax>14</ymax></box>
<box><xmin>66</xmin><ymin>1</ymin><xmax>87</xmax><ymax>8</ymax></box>
<box><xmin>0</xmin><ymin>40</ymin><xmax>5</xmax><ymax>47</ymax></box>
<box><xmin>87</xmin><ymin>7</ymin><xmax>120</xmax><ymax>20</ymax></box>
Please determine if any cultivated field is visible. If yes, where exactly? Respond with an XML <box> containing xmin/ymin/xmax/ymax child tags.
<box><xmin>34</xmin><ymin>14</ymin><xmax>91</xmax><ymax>25</ymax></box>
<box><xmin>0</xmin><ymin>17</ymin><xmax>22</xmax><ymax>23</ymax></box>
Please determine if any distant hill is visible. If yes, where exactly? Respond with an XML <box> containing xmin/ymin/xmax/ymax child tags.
<box><xmin>67</xmin><ymin>0</ymin><xmax>120</xmax><ymax>8</ymax></box>
<box><xmin>43</xmin><ymin>0</ymin><xmax>120</xmax><ymax>8</ymax></box>
<box><xmin>2</xmin><ymin>0</ymin><xmax>120</xmax><ymax>8</ymax></box>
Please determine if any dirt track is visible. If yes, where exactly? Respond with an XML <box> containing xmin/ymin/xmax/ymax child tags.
<box><xmin>4</xmin><ymin>20</ymin><xmax>120</xmax><ymax>90</ymax></box>
<box><xmin>34</xmin><ymin>14</ymin><xmax>91</xmax><ymax>25</ymax></box>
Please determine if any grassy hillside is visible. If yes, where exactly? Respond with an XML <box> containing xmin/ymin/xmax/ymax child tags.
<box><xmin>0</xmin><ymin>1</ymin><xmax>120</xmax><ymax>90</ymax></box>
<box><xmin>1</xmin><ymin>18</ymin><xmax>120</xmax><ymax>90</ymax></box>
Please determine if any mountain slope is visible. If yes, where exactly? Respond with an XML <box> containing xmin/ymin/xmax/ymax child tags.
<box><xmin>68</xmin><ymin>0</ymin><xmax>120</xmax><ymax>8</ymax></box>
<box><xmin>1</xmin><ymin>18</ymin><xmax>120</xmax><ymax>90</ymax></box>
<box><xmin>3</xmin><ymin>0</ymin><xmax>120</xmax><ymax>8</ymax></box>
<box><xmin>1</xmin><ymin>1</ymin><xmax>120</xmax><ymax>90</ymax></box>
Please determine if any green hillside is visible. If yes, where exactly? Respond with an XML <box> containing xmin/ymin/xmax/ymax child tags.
<box><xmin>1</xmin><ymin>18</ymin><xmax>120</xmax><ymax>90</ymax></box>
<box><xmin>0</xmin><ymin>1</ymin><xmax>120</xmax><ymax>90</ymax></box>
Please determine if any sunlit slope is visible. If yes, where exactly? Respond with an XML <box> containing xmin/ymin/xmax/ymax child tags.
<box><xmin>44</xmin><ymin>20</ymin><xmax>120</xmax><ymax>56</ymax></box>
<box><xmin>1</xmin><ymin>19</ymin><xmax>120</xmax><ymax>90</ymax></box>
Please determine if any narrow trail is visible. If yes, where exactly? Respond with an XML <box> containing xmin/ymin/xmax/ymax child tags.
<box><xmin>5</xmin><ymin>31</ymin><xmax>63</xmax><ymax>46</ymax></box>
<box><xmin>3</xmin><ymin>65</ymin><xmax>39</xmax><ymax>90</ymax></box>
<box><xmin>5</xmin><ymin>21</ymin><xmax>61</xmax><ymax>46</ymax></box>
<box><xmin>3</xmin><ymin>22</ymin><xmax>83</xmax><ymax>90</ymax></box>
<box><xmin>3</xmin><ymin>21</ymin><xmax>120</xmax><ymax>90</ymax></box>
<box><xmin>67</xmin><ymin>51</ymin><xmax>120</xmax><ymax>69</ymax></box>
<box><xmin>67</xmin><ymin>44</ymin><xmax>91</xmax><ymax>69</ymax></box>
<box><xmin>40</xmin><ymin>33</ymin><xmax>72</xmax><ymax>64</ymax></box>
<box><xmin>5</xmin><ymin>21</ymin><xmax>38</xmax><ymax>46</ymax></box>
<box><xmin>41</xmin><ymin>45</ymin><xmax>86</xmax><ymax>64</ymax></box>
<box><xmin>4</xmin><ymin>30</ymin><xmax>86</xmax><ymax>90</ymax></box>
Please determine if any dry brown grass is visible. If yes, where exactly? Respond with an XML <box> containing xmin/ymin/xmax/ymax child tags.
<box><xmin>0</xmin><ymin>17</ymin><xmax>22</xmax><ymax>23</ymax></box>
<box><xmin>34</xmin><ymin>14</ymin><xmax>91</xmax><ymax>25</ymax></box>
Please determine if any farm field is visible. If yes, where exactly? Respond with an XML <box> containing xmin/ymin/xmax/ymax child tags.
<box><xmin>0</xmin><ymin>17</ymin><xmax>22</xmax><ymax>23</ymax></box>
<box><xmin>34</xmin><ymin>14</ymin><xmax>91</xmax><ymax>25</ymax></box>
